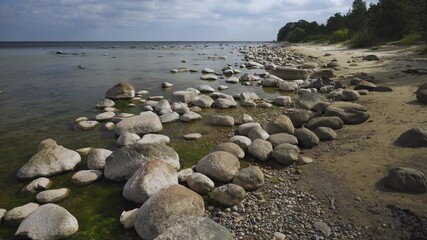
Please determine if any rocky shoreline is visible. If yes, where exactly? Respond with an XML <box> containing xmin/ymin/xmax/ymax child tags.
<box><xmin>1</xmin><ymin>43</ymin><xmax>426</xmax><ymax>239</ymax></box>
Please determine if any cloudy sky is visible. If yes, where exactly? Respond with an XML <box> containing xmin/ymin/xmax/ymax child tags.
<box><xmin>0</xmin><ymin>0</ymin><xmax>377</xmax><ymax>41</ymax></box>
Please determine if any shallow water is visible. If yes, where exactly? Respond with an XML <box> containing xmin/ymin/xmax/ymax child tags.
<box><xmin>0</xmin><ymin>41</ymin><xmax>285</xmax><ymax>239</ymax></box>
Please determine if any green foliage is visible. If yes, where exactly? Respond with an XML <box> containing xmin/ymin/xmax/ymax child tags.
<box><xmin>277</xmin><ymin>0</ymin><xmax>427</xmax><ymax>46</ymax></box>
<box><xmin>350</xmin><ymin>30</ymin><xmax>378</xmax><ymax>48</ymax></box>
<box><xmin>399</xmin><ymin>33</ymin><xmax>424</xmax><ymax>45</ymax></box>
<box><xmin>330</xmin><ymin>28</ymin><xmax>350</xmax><ymax>43</ymax></box>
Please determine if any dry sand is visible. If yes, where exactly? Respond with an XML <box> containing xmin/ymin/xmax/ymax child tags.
<box><xmin>289</xmin><ymin>43</ymin><xmax>427</xmax><ymax>239</ymax></box>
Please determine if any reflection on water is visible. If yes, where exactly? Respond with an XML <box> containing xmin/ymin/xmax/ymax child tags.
<box><xmin>0</xmin><ymin>41</ymin><xmax>286</xmax><ymax>239</ymax></box>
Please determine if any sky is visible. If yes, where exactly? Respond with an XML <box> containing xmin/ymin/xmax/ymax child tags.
<box><xmin>0</xmin><ymin>0</ymin><xmax>377</xmax><ymax>41</ymax></box>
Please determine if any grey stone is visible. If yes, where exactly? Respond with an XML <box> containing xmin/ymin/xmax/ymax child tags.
<box><xmin>15</xmin><ymin>204</ymin><xmax>78</xmax><ymax>240</ymax></box>
<box><xmin>230</xmin><ymin>135</ymin><xmax>252</xmax><ymax>150</ymax></box>
<box><xmin>22</xmin><ymin>177</ymin><xmax>52</xmax><ymax>193</ymax></box>
<box><xmin>183</xmin><ymin>133</ymin><xmax>202</xmax><ymax>140</ymax></box>
<box><xmin>272</xmin><ymin>143</ymin><xmax>300</xmax><ymax>165</ymax></box>
<box><xmin>325</xmin><ymin>101</ymin><xmax>370</xmax><ymax>124</ymax></box>
<box><xmin>155</xmin><ymin>216</ymin><xmax>232</xmax><ymax>240</ymax></box>
<box><xmin>237</xmin><ymin>122</ymin><xmax>261</xmax><ymax>136</ymax></box>
<box><xmin>196</xmin><ymin>151</ymin><xmax>240</xmax><ymax>182</ymax></box>
<box><xmin>71</xmin><ymin>170</ymin><xmax>103</xmax><ymax>186</ymax></box>
<box><xmin>170</xmin><ymin>91</ymin><xmax>198</xmax><ymax>104</ymax></box>
<box><xmin>248</xmin><ymin>126</ymin><xmax>270</xmax><ymax>141</ymax></box>
<box><xmin>4</xmin><ymin>203</ymin><xmax>40</xmax><ymax>222</ymax></box>
<box><xmin>235</xmin><ymin>113</ymin><xmax>253</xmax><ymax>125</ymax></box>
<box><xmin>178</xmin><ymin>168</ymin><xmax>194</xmax><ymax>182</ymax></box>
<box><xmin>211</xmin><ymin>115</ymin><xmax>234</xmax><ymax>126</ymax></box>
<box><xmin>117</xmin><ymin>132</ymin><xmax>141</xmax><ymax>147</ymax></box>
<box><xmin>17</xmin><ymin>139</ymin><xmax>81</xmax><ymax>179</ymax></box>
<box><xmin>294</xmin><ymin>92</ymin><xmax>328</xmax><ymax>110</ymax></box>
<box><xmin>134</xmin><ymin>185</ymin><xmax>204</xmax><ymax>240</ymax></box>
<box><xmin>180</xmin><ymin>111</ymin><xmax>202</xmax><ymax>122</ymax></box>
<box><xmin>274</xmin><ymin>96</ymin><xmax>292</xmax><ymax>106</ymax></box>
<box><xmin>105</xmin><ymin>82</ymin><xmax>135</xmax><ymax>99</ymax></box>
<box><xmin>186</xmin><ymin>173</ymin><xmax>215</xmax><ymax>194</ymax></box>
<box><xmin>36</xmin><ymin>188</ymin><xmax>69</xmax><ymax>203</ymax></box>
<box><xmin>314</xmin><ymin>221</ymin><xmax>331</xmax><ymax>237</ymax></box>
<box><xmin>138</xmin><ymin>134</ymin><xmax>170</xmax><ymax>145</ymax></box>
<box><xmin>95</xmin><ymin>111</ymin><xmax>115</xmax><ymax>121</ymax></box>
<box><xmin>123</xmin><ymin>160</ymin><xmax>178</xmax><ymax>204</ymax></box>
<box><xmin>248</xmin><ymin>139</ymin><xmax>273</xmax><ymax>161</ymax></box>
<box><xmin>104</xmin><ymin>143</ymin><xmax>180</xmax><ymax>181</ymax></box>
<box><xmin>214</xmin><ymin>98</ymin><xmax>238</xmax><ymax>108</ymax></box>
<box><xmin>341</xmin><ymin>89</ymin><xmax>360</xmax><ymax>101</ymax></box>
<box><xmin>305</xmin><ymin>116</ymin><xmax>344</xmax><ymax>130</ymax></box>
<box><xmin>294</xmin><ymin>128</ymin><xmax>319</xmax><ymax>149</ymax></box>
<box><xmin>269</xmin><ymin>133</ymin><xmax>298</xmax><ymax>147</ymax></box>
<box><xmin>87</xmin><ymin>148</ymin><xmax>112</xmax><ymax>170</ymax></box>
<box><xmin>194</xmin><ymin>95</ymin><xmax>214</xmax><ymax>108</ymax></box>
<box><xmin>115</xmin><ymin>112</ymin><xmax>163</xmax><ymax>136</ymax></box>
<box><xmin>416</xmin><ymin>83</ymin><xmax>427</xmax><ymax>104</ymax></box>
<box><xmin>232</xmin><ymin>166</ymin><xmax>264</xmax><ymax>191</ymax></box>
<box><xmin>120</xmin><ymin>209</ymin><xmax>138</xmax><ymax>229</ymax></box>
<box><xmin>211</xmin><ymin>143</ymin><xmax>245</xmax><ymax>159</ymax></box>
<box><xmin>314</xmin><ymin>127</ymin><xmax>337</xmax><ymax>141</ymax></box>
<box><xmin>266</xmin><ymin>115</ymin><xmax>295</xmax><ymax>135</ymax></box>
<box><xmin>386</xmin><ymin>167</ymin><xmax>427</xmax><ymax>194</ymax></box>
<box><xmin>268</xmin><ymin>68</ymin><xmax>309</xmax><ymax>80</ymax></box>
<box><xmin>395</xmin><ymin>127</ymin><xmax>427</xmax><ymax>147</ymax></box>
<box><xmin>76</xmin><ymin>120</ymin><xmax>99</xmax><ymax>131</ymax></box>
<box><xmin>209</xmin><ymin>184</ymin><xmax>246</xmax><ymax>207</ymax></box>
<box><xmin>283</xmin><ymin>108</ymin><xmax>316</xmax><ymax>127</ymax></box>
<box><xmin>160</xmin><ymin>112</ymin><xmax>180</xmax><ymax>123</ymax></box>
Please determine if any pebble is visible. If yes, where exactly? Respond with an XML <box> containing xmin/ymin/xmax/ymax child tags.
<box><xmin>183</xmin><ymin>133</ymin><xmax>202</xmax><ymax>140</ymax></box>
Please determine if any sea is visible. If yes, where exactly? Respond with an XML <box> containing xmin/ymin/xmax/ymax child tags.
<box><xmin>0</xmin><ymin>41</ymin><xmax>283</xmax><ymax>239</ymax></box>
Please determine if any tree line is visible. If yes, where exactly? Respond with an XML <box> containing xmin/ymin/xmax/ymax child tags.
<box><xmin>276</xmin><ymin>0</ymin><xmax>427</xmax><ymax>47</ymax></box>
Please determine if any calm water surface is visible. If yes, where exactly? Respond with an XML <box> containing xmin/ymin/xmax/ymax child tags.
<box><xmin>0</xmin><ymin>41</ymin><xmax>284</xmax><ymax>239</ymax></box>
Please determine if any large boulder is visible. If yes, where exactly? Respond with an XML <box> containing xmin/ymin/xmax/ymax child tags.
<box><xmin>15</xmin><ymin>204</ymin><xmax>78</xmax><ymax>240</ymax></box>
<box><xmin>210</xmin><ymin>143</ymin><xmax>245</xmax><ymax>159</ymax></box>
<box><xmin>268</xmin><ymin>68</ymin><xmax>309</xmax><ymax>80</ymax></box>
<box><xmin>17</xmin><ymin>139</ymin><xmax>81</xmax><ymax>179</ymax></box>
<box><xmin>386</xmin><ymin>167</ymin><xmax>427</xmax><ymax>194</ymax></box>
<box><xmin>123</xmin><ymin>160</ymin><xmax>178</xmax><ymax>204</ymax></box>
<box><xmin>196</xmin><ymin>151</ymin><xmax>240</xmax><ymax>182</ymax></box>
<box><xmin>325</xmin><ymin>101</ymin><xmax>370</xmax><ymax>124</ymax></box>
<box><xmin>272</xmin><ymin>143</ymin><xmax>300</xmax><ymax>165</ymax></box>
<box><xmin>395</xmin><ymin>127</ymin><xmax>427</xmax><ymax>147</ymax></box>
<box><xmin>105</xmin><ymin>82</ymin><xmax>135</xmax><ymax>99</ymax></box>
<box><xmin>305</xmin><ymin>116</ymin><xmax>344</xmax><ymax>130</ymax></box>
<box><xmin>115</xmin><ymin>112</ymin><xmax>163</xmax><ymax>136</ymax></box>
<box><xmin>269</xmin><ymin>133</ymin><xmax>298</xmax><ymax>147</ymax></box>
<box><xmin>232</xmin><ymin>166</ymin><xmax>264</xmax><ymax>191</ymax></box>
<box><xmin>134</xmin><ymin>185</ymin><xmax>205</xmax><ymax>240</ymax></box>
<box><xmin>87</xmin><ymin>148</ymin><xmax>112</xmax><ymax>170</ymax></box>
<box><xmin>186</xmin><ymin>173</ymin><xmax>215</xmax><ymax>195</ymax></box>
<box><xmin>294</xmin><ymin>128</ymin><xmax>319</xmax><ymax>149</ymax></box>
<box><xmin>248</xmin><ymin>139</ymin><xmax>273</xmax><ymax>161</ymax></box>
<box><xmin>209</xmin><ymin>184</ymin><xmax>246</xmax><ymax>206</ymax></box>
<box><xmin>283</xmin><ymin>108</ymin><xmax>316</xmax><ymax>127</ymax></box>
<box><xmin>170</xmin><ymin>90</ymin><xmax>198</xmax><ymax>104</ymax></box>
<box><xmin>265</xmin><ymin>115</ymin><xmax>295</xmax><ymax>135</ymax></box>
<box><xmin>155</xmin><ymin>216</ymin><xmax>232</xmax><ymax>240</ymax></box>
<box><xmin>104</xmin><ymin>143</ymin><xmax>180</xmax><ymax>181</ymax></box>
<box><xmin>416</xmin><ymin>83</ymin><xmax>427</xmax><ymax>104</ymax></box>
<box><xmin>4</xmin><ymin>203</ymin><xmax>40</xmax><ymax>222</ymax></box>
<box><xmin>294</xmin><ymin>93</ymin><xmax>328</xmax><ymax>110</ymax></box>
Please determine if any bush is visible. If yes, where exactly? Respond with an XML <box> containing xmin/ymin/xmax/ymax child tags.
<box><xmin>329</xmin><ymin>28</ymin><xmax>349</xmax><ymax>43</ymax></box>
<box><xmin>399</xmin><ymin>33</ymin><xmax>424</xmax><ymax>45</ymax></box>
<box><xmin>350</xmin><ymin>30</ymin><xmax>378</xmax><ymax>48</ymax></box>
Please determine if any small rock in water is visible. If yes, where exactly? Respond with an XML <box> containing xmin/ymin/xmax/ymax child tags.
<box><xmin>4</xmin><ymin>203</ymin><xmax>40</xmax><ymax>222</ymax></box>
<box><xmin>218</xmin><ymin>85</ymin><xmax>228</xmax><ymax>90</ymax></box>
<box><xmin>36</xmin><ymin>188</ymin><xmax>70</xmax><ymax>203</ymax></box>
<box><xmin>76</xmin><ymin>147</ymin><xmax>91</xmax><ymax>156</ymax></box>
<box><xmin>74</xmin><ymin>117</ymin><xmax>88</xmax><ymax>123</ymax></box>
<box><xmin>149</xmin><ymin>96</ymin><xmax>164</xmax><ymax>101</ymax></box>
<box><xmin>120</xmin><ymin>209</ymin><xmax>138</xmax><ymax>229</ymax></box>
<box><xmin>162</xmin><ymin>82</ymin><xmax>173</xmax><ymax>88</ymax></box>
<box><xmin>71</xmin><ymin>170</ymin><xmax>103</xmax><ymax>186</ymax></box>
<box><xmin>117</xmin><ymin>132</ymin><xmax>141</xmax><ymax>147</ymax></box>
<box><xmin>183</xmin><ymin>133</ymin><xmax>202</xmax><ymax>140</ymax></box>
<box><xmin>138</xmin><ymin>134</ymin><xmax>170</xmax><ymax>145</ymax></box>
<box><xmin>104</xmin><ymin>122</ymin><xmax>115</xmax><ymax>130</ymax></box>
<box><xmin>77</xmin><ymin>120</ymin><xmax>99</xmax><ymax>131</ymax></box>
<box><xmin>22</xmin><ymin>177</ymin><xmax>52</xmax><ymax>193</ymax></box>
<box><xmin>87</xmin><ymin>148</ymin><xmax>112</xmax><ymax>170</ymax></box>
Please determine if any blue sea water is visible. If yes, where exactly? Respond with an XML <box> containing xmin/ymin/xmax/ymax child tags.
<box><xmin>0</xmin><ymin>41</ymin><xmax>283</xmax><ymax>239</ymax></box>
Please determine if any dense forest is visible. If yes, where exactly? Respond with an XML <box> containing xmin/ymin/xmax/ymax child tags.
<box><xmin>277</xmin><ymin>0</ymin><xmax>427</xmax><ymax>47</ymax></box>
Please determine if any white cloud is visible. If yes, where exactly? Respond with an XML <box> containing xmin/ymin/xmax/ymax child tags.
<box><xmin>0</xmin><ymin>0</ymin><xmax>378</xmax><ymax>40</ymax></box>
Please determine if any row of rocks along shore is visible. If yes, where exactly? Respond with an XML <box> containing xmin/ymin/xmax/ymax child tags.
<box><xmin>1</xmin><ymin>44</ymin><xmax>427</xmax><ymax>240</ymax></box>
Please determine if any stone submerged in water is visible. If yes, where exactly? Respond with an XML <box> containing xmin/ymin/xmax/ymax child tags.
<box><xmin>17</xmin><ymin>139</ymin><xmax>81</xmax><ymax>179</ymax></box>
<box><xmin>196</xmin><ymin>151</ymin><xmax>240</xmax><ymax>182</ymax></box>
<box><xmin>155</xmin><ymin>216</ymin><xmax>232</xmax><ymax>240</ymax></box>
<box><xmin>22</xmin><ymin>177</ymin><xmax>52</xmax><ymax>193</ymax></box>
<box><xmin>123</xmin><ymin>160</ymin><xmax>178</xmax><ymax>204</ymax></box>
<box><xmin>134</xmin><ymin>185</ymin><xmax>205</xmax><ymax>240</ymax></box>
<box><xmin>105</xmin><ymin>82</ymin><xmax>135</xmax><ymax>99</ymax></box>
<box><xmin>104</xmin><ymin>143</ymin><xmax>180</xmax><ymax>181</ymax></box>
<box><xmin>395</xmin><ymin>127</ymin><xmax>427</xmax><ymax>148</ymax></box>
<box><xmin>77</xmin><ymin>120</ymin><xmax>99</xmax><ymax>131</ymax></box>
<box><xmin>15</xmin><ymin>203</ymin><xmax>78</xmax><ymax>240</ymax></box>
<box><xmin>115</xmin><ymin>112</ymin><xmax>163</xmax><ymax>136</ymax></box>
<box><xmin>386</xmin><ymin>167</ymin><xmax>427</xmax><ymax>194</ymax></box>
